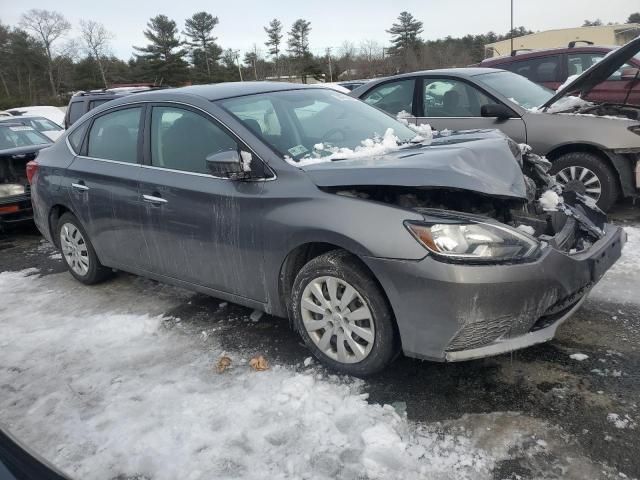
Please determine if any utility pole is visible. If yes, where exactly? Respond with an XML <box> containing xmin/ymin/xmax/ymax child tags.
<box><xmin>235</xmin><ymin>50</ymin><xmax>243</xmax><ymax>81</ymax></box>
<box><xmin>326</xmin><ymin>47</ymin><xmax>333</xmax><ymax>82</ymax></box>
<box><xmin>510</xmin><ymin>0</ymin><xmax>514</xmax><ymax>54</ymax></box>
<box><xmin>253</xmin><ymin>45</ymin><xmax>258</xmax><ymax>80</ymax></box>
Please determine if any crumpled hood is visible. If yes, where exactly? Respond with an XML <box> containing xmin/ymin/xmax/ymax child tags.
<box><xmin>301</xmin><ymin>130</ymin><xmax>528</xmax><ymax>200</ymax></box>
<box><xmin>542</xmin><ymin>35</ymin><xmax>640</xmax><ymax>109</ymax></box>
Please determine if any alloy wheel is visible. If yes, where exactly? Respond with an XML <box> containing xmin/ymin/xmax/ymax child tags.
<box><xmin>300</xmin><ymin>276</ymin><xmax>375</xmax><ymax>364</ymax></box>
<box><xmin>60</xmin><ymin>223</ymin><xmax>90</xmax><ymax>276</ymax></box>
<box><xmin>555</xmin><ymin>166</ymin><xmax>602</xmax><ymax>202</ymax></box>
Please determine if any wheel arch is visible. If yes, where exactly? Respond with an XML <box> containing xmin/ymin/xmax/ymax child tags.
<box><xmin>277</xmin><ymin>242</ymin><xmax>398</xmax><ymax>337</ymax></box>
<box><xmin>48</xmin><ymin>204</ymin><xmax>73</xmax><ymax>248</ymax></box>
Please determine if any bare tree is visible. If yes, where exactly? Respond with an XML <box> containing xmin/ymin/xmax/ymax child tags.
<box><xmin>20</xmin><ymin>9</ymin><xmax>71</xmax><ymax>96</ymax></box>
<box><xmin>80</xmin><ymin>20</ymin><xmax>113</xmax><ymax>88</ymax></box>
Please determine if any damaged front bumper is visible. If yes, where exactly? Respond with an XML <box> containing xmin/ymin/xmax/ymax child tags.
<box><xmin>363</xmin><ymin>223</ymin><xmax>626</xmax><ymax>362</ymax></box>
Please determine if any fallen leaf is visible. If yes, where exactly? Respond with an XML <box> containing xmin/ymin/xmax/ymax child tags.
<box><xmin>216</xmin><ymin>356</ymin><xmax>232</xmax><ymax>373</ymax></box>
<box><xmin>249</xmin><ymin>355</ymin><xmax>269</xmax><ymax>371</ymax></box>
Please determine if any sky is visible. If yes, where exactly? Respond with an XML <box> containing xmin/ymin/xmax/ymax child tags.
<box><xmin>2</xmin><ymin>0</ymin><xmax>638</xmax><ymax>59</ymax></box>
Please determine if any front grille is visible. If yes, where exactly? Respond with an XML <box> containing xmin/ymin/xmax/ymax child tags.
<box><xmin>446</xmin><ymin>315</ymin><xmax>514</xmax><ymax>352</ymax></box>
<box><xmin>530</xmin><ymin>284</ymin><xmax>591</xmax><ymax>331</ymax></box>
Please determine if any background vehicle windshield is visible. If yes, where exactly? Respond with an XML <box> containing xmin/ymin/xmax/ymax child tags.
<box><xmin>0</xmin><ymin>126</ymin><xmax>50</xmax><ymax>150</ymax></box>
<box><xmin>478</xmin><ymin>71</ymin><xmax>555</xmax><ymax>109</ymax></box>
<box><xmin>219</xmin><ymin>89</ymin><xmax>418</xmax><ymax>161</ymax></box>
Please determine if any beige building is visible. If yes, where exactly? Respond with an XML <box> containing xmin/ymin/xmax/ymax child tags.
<box><xmin>485</xmin><ymin>23</ymin><xmax>640</xmax><ymax>57</ymax></box>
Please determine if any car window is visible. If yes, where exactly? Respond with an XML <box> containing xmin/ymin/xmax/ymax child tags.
<box><xmin>225</xmin><ymin>98</ymin><xmax>282</xmax><ymax>136</ymax></box>
<box><xmin>0</xmin><ymin>125</ymin><xmax>50</xmax><ymax>149</ymax></box>
<box><xmin>87</xmin><ymin>107</ymin><xmax>142</xmax><ymax>163</ymax></box>
<box><xmin>567</xmin><ymin>53</ymin><xmax>604</xmax><ymax>76</ymax></box>
<box><xmin>29</xmin><ymin>118</ymin><xmax>62</xmax><ymax>132</ymax></box>
<box><xmin>68</xmin><ymin>121</ymin><xmax>89</xmax><ymax>154</ymax></box>
<box><xmin>68</xmin><ymin>101</ymin><xmax>85</xmax><ymax>125</ymax></box>
<box><xmin>423</xmin><ymin>78</ymin><xmax>492</xmax><ymax>117</ymax></box>
<box><xmin>150</xmin><ymin>106</ymin><xmax>238</xmax><ymax>174</ymax></box>
<box><xmin>502</xmin><ymin>55</ymin><xmax>562</xmax><ymax>83</ymax></box>
<box><xmin>362</xmin><ymin>79</ymin><xmax>415</xmax><ymax>116</ymax></box>
<box><xmin>89</xmin><ymin>99</ymin><xmax>112</xmax><ymax>111</ymax></box>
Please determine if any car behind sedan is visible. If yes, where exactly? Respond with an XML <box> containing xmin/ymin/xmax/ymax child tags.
<box><xmin>0</xmin><ymin>123</ymin><xmax>51</xmax><ymax>229</ymax></box>
<box><xmin>351</xmin><ymin>36</ymin><xmax>640</xmax><ymax>212</ymax></box>
<box><xmin>29</xmin><ymin>83</ymin><xmax>624</xmax><ymax>375</ymax></box>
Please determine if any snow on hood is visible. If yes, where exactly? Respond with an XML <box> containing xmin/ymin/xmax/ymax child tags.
<box><xmin>541</xmin><ymin>35</ymin><xmax>640</xmax><ymax>110</ymax></box>
<box><xmin>301</xmin><ymin>130</ymin><xmax>529</xmax><ymax>200</ymax></box>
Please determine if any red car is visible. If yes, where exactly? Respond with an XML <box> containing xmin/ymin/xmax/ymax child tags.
<box><xmin>479</xmin><ymin>42</ymin><xmax>640</xmax><ymax>105</ymax></box>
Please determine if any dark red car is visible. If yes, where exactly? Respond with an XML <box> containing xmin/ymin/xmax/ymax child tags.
<box><xmin>479</xmin><ymin>42</ymin><xmax>640</xmax><ymax>105</ymax></box>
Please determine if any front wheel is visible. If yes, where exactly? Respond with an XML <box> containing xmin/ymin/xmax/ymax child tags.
<box><xmin>550</xmin><ymin>152</ymin><xmax>619</xmax><ymax>212</ymax></box>
<box><xmin>291</xmin><ymin>250</ymin><xmax>398</xmax><ymax>376</ymax></box>
<box><xmin>57</xmin><ymin>212</ymin><xmax>112</xmax><ymax>285</ymax></box>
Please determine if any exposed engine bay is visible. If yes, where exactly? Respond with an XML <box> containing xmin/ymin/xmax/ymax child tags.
<box><xmin>330</xmin><ymin>148</ymin><xmax>607</xmax><ymax>254</ymax></box>
<box><xmin>564</xmin><ymin>103</ymin><xmax>640</xmax><ymax>121</ymax></box>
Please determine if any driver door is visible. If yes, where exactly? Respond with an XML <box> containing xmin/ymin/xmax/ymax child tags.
<box><xmin>137</xmin><ymin>103</ymin><xmax>266</xmax><ymax>301</ymax></box>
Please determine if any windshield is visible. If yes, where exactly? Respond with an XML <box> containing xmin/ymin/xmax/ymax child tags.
<box><xmin>219</xmin><ymin>89</ymin><xmax>418</xmax><ymax>162</ymax></box>
<box><xmin>477</xmin><ymin>71</ymin><xmax>555</xmax><ymax>109</ymax></box>
<box><xmin>0</xmin><ymin>125</ymin><xmax>50</xmax><ymax>150</ymax></box>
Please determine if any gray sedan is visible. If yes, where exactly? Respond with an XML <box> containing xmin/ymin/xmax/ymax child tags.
<box><xmin>351</xmin><ymin>38</ymin><xmax>640</xmax><ymax>212</ymax></box>
<box><xmin>29</xmin><ymin>82</ymin><xmax>624</xmax><ymax>375</ymax></box>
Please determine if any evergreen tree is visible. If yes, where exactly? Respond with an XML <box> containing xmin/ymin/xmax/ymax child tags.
<box><xmin>628</xmin><ymin>13</ymin><xmax>640</xmax><ymax>24</ymax></box>
<box><xmin>264</xmin><ymin>19</ymin><xmax>283</xmax><ymax>57</ymax></box>
<box><xmin>133</xmin><ymin>14</ymin><xmax>188</xmax><ymax>85</ymax></box>
<box><xmin>387</xmin><ymin>11</ymin><xmax>423</xmax><ymax>56</ymax></box>
<box><xmin>184</xmin><ymin>12</ymin><xmax>219</xmax><ymax>80</ymax></box>
<box><xmin>287</xmin><ymin>19</ymin><xmax>311</xmax><ymax>58</ymax></box>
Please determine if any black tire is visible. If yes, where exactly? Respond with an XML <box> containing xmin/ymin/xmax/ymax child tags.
<box><xmin>57</xmin><ymin>212</ymin><xmax>112</xmax><ymax>285</ymax></box>
<box><xmin>550</xmin><ymin>152</ymin><xmax>619</xmax><ymax>212</ymax></box>
<box><xmin>291</xmin><ymin>250</ymin><xmax>398</xmax><ymax>377</ymax></box>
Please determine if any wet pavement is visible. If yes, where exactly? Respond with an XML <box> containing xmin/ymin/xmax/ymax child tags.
<box><xmin>1</xmin><ymin>201</ymin><xmax>639</xmax><ymax>479</ymax></box>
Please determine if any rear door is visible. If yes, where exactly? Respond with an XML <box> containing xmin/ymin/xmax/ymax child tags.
<box><xmin>414</xmin><ymin>76</ymin><xmax>527</xmax><ymax>143</ymax></box>
<box><xmin>136</xmin><ymin>103</ymin><xmax>267</xmax><ymax>300</ymax></box>
<box><xmin>65</xmin><ymin>105</ymin><xmax>148</xmax><ymax>269</ymax></box>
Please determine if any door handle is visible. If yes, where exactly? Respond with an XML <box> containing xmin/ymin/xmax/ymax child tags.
<box><xmin>142</xmin><ymin>194</ymin><xmax>168</xmax><ymax>205</ymax></box>
<box><xmin>71</xmin><ymin>182</ymin><xmax>89</xmax><ymax>192</ymax></box>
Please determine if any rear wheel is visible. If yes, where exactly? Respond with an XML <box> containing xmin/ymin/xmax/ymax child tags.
<box><xmin>291</xmin><ymin>250</ymin><xmax>398</xmax><ymax>376</ymax></box>
<box><xmin>57</xmin><ymin>212</ymin><xmax>112</xmax><ymax>285</ymax></box>
<box><xmin>550</xmin><ymin>152</ymin><xmax>619</xmax><ymax>212</ymax></box>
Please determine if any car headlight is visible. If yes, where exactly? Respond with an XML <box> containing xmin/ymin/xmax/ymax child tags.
<box><xmin>0</xmin><ymin>184</ymin><xmax>25</xmax><ymax>198</ymax></box>
<box><xmin>628</xmin><ymin>125</ymin><xmax>640</xmax><ymax>136</ymax></box>
<box><xmin>406</xmin><ymin>220</ymin><xmax>539</xmax><ymax>262</ymax></box>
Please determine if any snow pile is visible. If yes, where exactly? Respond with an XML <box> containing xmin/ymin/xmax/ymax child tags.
<box><xmin>0</xmin><ymin>269</ymin><xmax>510</xmax><ymax>480</ymax></box>
<box><xmin>290</xmin><ymin>128</ymin><xmax>406</xmax><ymax>167</ymax></box>
<box><xmin>396</xmin><ymin>110</ymin><xmax>434</xmax><ymax>143</ymax></box>
<box><xmin>556</xmin><ymin>74</ymin><xmax>579</xmax><ymax>92</ymax></box>
<box><xmin>538</xmin><ymin>190</ymin><xmax>563</xmax><ymax>211</ymax></box>
<box><xmin>606</xmin><ymin>413</ymin><xmax>637</xmax><ymax>430</ymax></box>
<box><xmin>569</xmin><ymin>353</ymin><xmax>589</xmax><ymax>361</ymax></box>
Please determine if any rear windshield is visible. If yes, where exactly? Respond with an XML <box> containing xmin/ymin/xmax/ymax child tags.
<box><xmin>0</xmin><ymin>126</ymin><xmax>50</xmax><ymax>150</ymax></box>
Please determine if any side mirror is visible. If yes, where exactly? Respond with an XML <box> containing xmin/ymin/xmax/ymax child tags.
<box><xmin>620</xmin><ymin>67</ymin><xmax>640</xmax><ymax>81</ymax></box>
<box><xmin>481</xmin><ymin>103</ymin><xmax>516</xmax><ymax>120</ymax></box>
<box><xmin>206</xmin><ymin>150</ymin><xmax>251</xmax><ymax>180</ymax></box>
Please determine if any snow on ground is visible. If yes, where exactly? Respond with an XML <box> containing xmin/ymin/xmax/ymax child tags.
<box><xmin>0</xmin><ymin>268</ymin><xmax>533</xmax><ymax>480</ymax></box>
<box><xmin>591</xmin><ymin>225</ymin><xmax>640</xmax><ymax>305</ymax></box>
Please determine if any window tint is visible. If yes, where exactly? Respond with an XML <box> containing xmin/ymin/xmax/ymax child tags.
<box><xmin>423</xmin><ymin>78</ymin><xmax>492</xmax><ymax>117</ymax></box>
<box><xmin>89</xmin><ymin>99</ymin><xmax>112</xmax><ymax>111</ymax></box>
<box><xmin>68</xmin><ymin>122</ymin><xmax>89</xmax><ymax>153</ymax></box>
<box><xmin>503</xmin><ymin>56</ymin><xmax>562</xmax><ymax>83</ymax></box>
<box><xmin>87</xmin><ymin>107</ymin><xmax>141</xmax><ymax>163</ymax></box>
<box><xmin>68</xmin><ymin>101</ymin><xmax>85</xmax><ymax>125</ymax></box>
<box><xmin>150</xmin><ymin>106</ymin><xmax>238</xmax><ymax>174</ymax></box>
<box><xmin>362</xmin><ymin>79</ymin><xmax>415</xmax><ymax>116</ymax></box>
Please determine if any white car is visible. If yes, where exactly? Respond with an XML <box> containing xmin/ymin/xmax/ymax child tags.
<box><xmin>5</xmin><ymin>106</ymin><xmax>65</xmax><ymax>128</ymax></box>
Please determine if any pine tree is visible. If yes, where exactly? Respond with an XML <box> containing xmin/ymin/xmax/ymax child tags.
<box><xmin>184</xmin><ymin>12</ymin><xmax>219</xmax><ymax>80</ymax></box>
<box><xmin>627</xmin><ymin>13</ymin><xmax>640</xmax><ymax>24</ymax></box>
<box><xmin>264</xmin><ymin>19</ymin><xmax>283</xmax><ymax>58</ymax></box>
<box><xmin>287</xmin><ymin>19</ymin><xmax>311</xmax><ymax>58</ymax></box>
<box><xmin>386</xmin><ymin>11</ymin><xmax>423</xmax><ymax>56</ymax></box>
<box><xmin>133</xmin><ymin>14</ymin><xmax>189</xmax><ymax>85</ymax></box>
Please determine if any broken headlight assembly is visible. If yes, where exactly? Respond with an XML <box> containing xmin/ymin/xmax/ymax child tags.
<box><xmin>406</xmin><ymin>220</ymin><xmax>540</xmax><ymax>262</ymax></box>
<box><xmin>0</xmin><ymin>184</ymin><xmax>25</xmax><ymax>198</ymax></box>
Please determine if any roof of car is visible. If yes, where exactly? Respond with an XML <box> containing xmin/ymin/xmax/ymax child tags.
<box><xmin>165</xmin><ymin>81</ymin><xmax>321</xmax><ymax>101</ymax></box>
<box><xmin>358</xmin><ymin>68</ymin><xmax>505</xmax><ymax>83</ymax></box>
<box><xmin>480</xmin><ymin>45</ymin><xmax>615</xmax><ymax>64</ymax></box>
<box><xmin>0</xmin><ymin>115</ymin><xmax>47</xmax><ymax>121</ymax></box>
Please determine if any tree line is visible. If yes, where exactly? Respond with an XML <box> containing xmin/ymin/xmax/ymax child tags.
<box><xmin>0</xmin><ymin>9</ymin><xmax>638</xmax><ymax>109</ymax></box>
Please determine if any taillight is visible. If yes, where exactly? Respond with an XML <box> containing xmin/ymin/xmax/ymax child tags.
<box><xmin>26</xmin><ymin>160</ymin><xmax>38</xmax><ymax>184</ymax></box>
